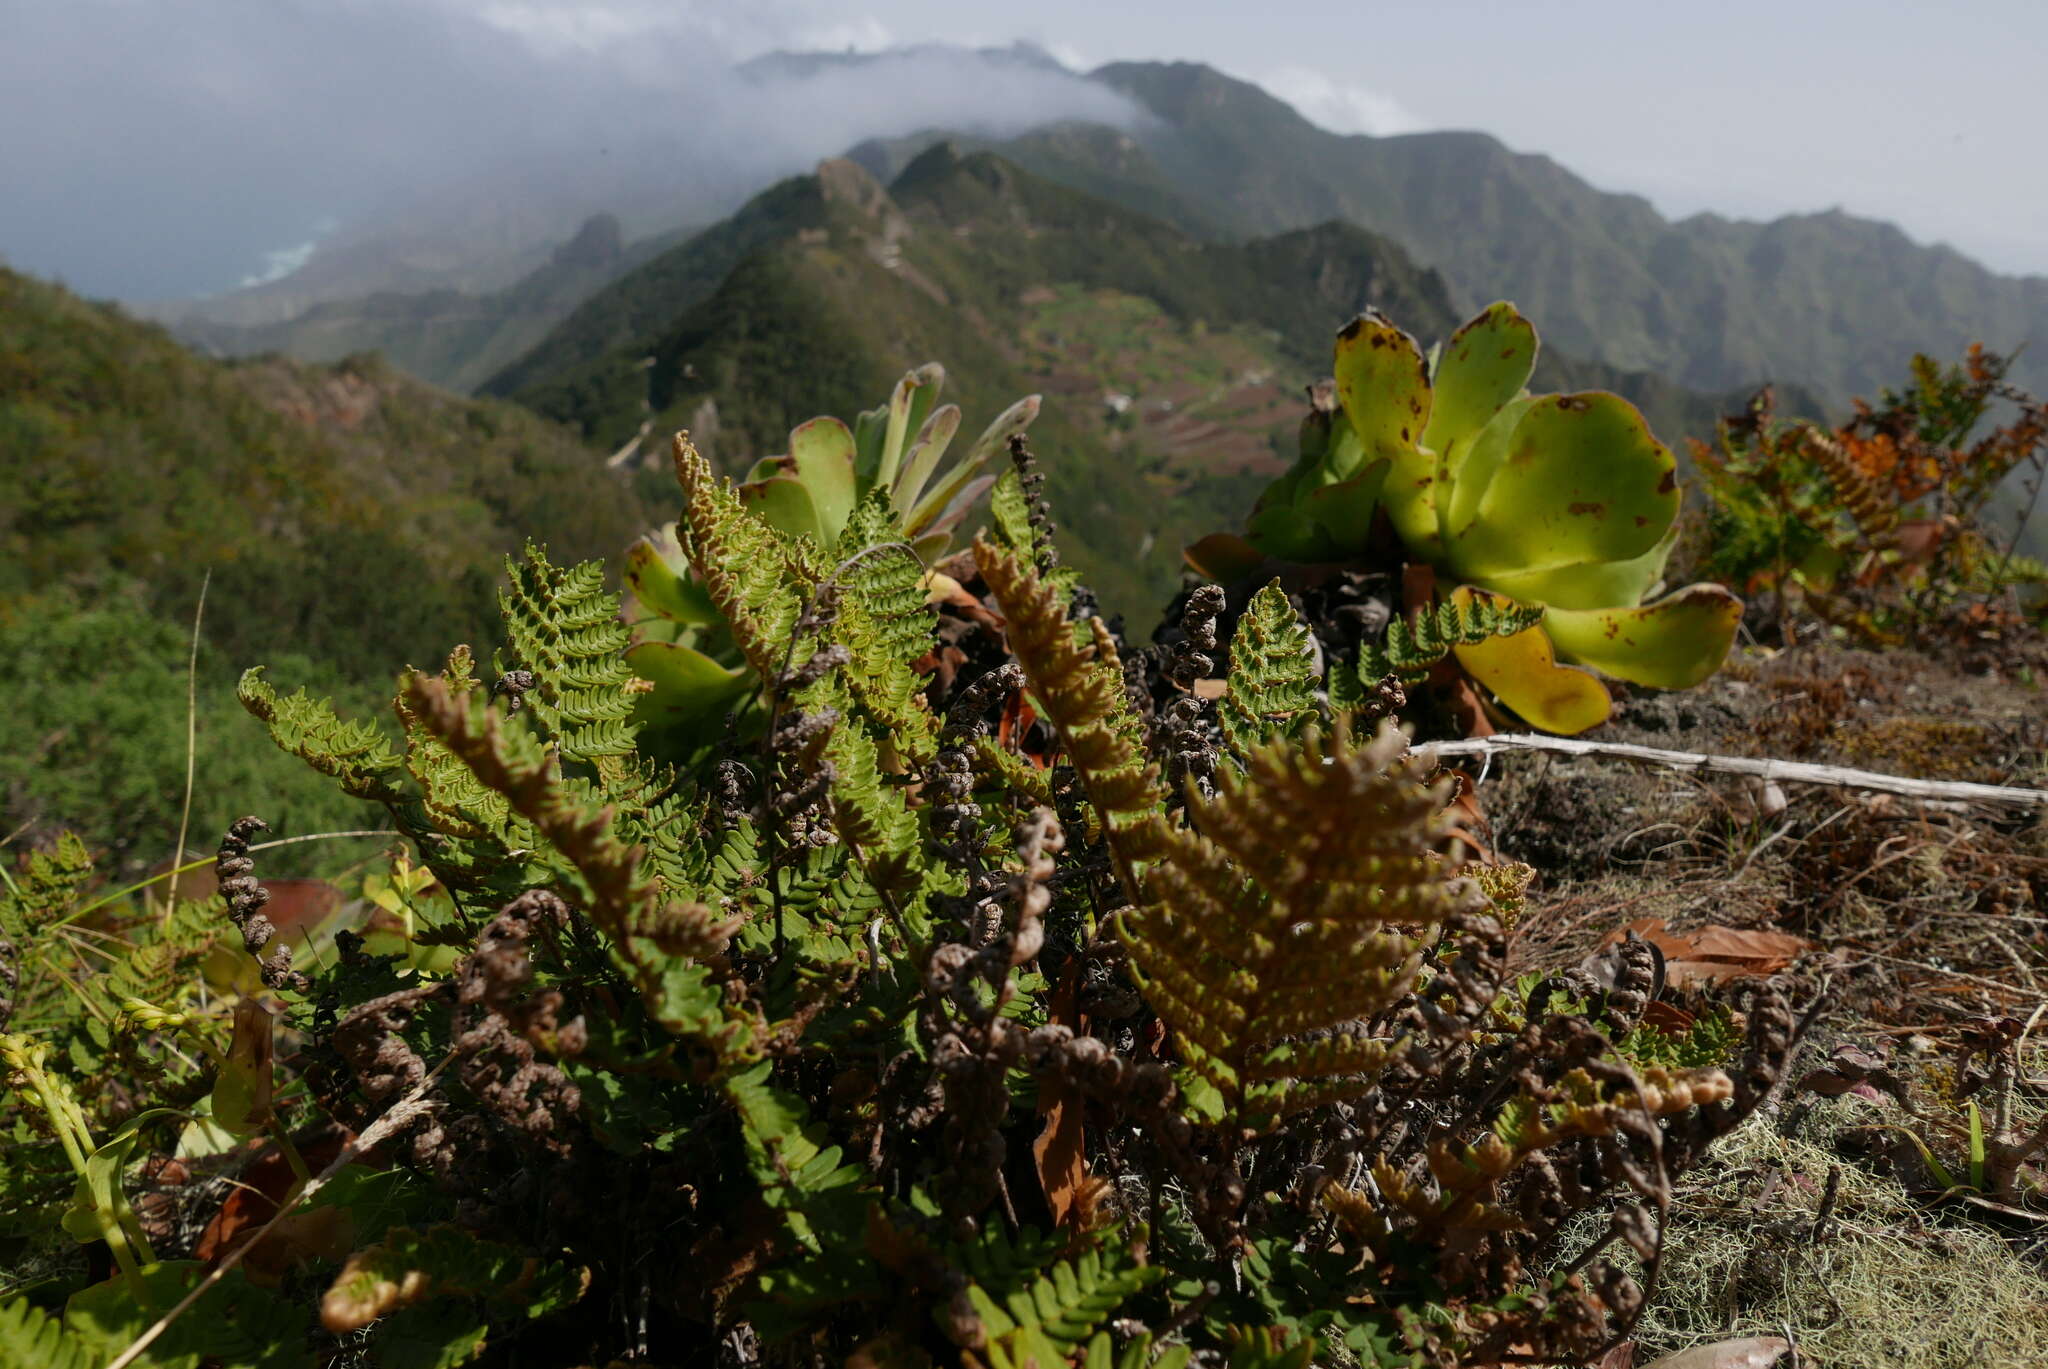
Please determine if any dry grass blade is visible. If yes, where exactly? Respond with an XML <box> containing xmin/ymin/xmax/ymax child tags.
<box><xmin>161</xmin><ymin>570</ymin><xmax>210</xmax><ymax>926</ymax></box>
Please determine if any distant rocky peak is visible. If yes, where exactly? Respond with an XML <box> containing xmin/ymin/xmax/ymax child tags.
<box><xmin>815</xmin><ymin>158</ymin><xmax>899</xmax><ymax>222</ymax></box>
<box><xmin>550</xmin><ymin>213</ymin><xmax>625</xmax><ymax>272</ymax></box>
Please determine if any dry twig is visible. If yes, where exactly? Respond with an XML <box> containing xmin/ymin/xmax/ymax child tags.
<box><xmin>1419</xmin><ymin>734</ymin><xmax>2048</xmax><ymax>811</ymax></box>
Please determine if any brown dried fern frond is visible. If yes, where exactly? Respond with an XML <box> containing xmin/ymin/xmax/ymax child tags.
<box><xmin>1119</xmin><ymin>719</ymin><xmax>1493</xmax><ymax>1130</ymax></box>
<box><xmin>1803</xmin><ymin>429</ymin><xmax>1897</xmax><ymax>535</ymax></box>
<box><xmin>971</xmin><ymin>535</ymin><xmax>1172</xmax><ymax>903</ymax></box>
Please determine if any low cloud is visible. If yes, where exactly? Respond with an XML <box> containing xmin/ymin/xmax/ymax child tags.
<box><xmin>0</xmin><ymin>1</ymin><xmax>1142</xmax><ymax>301</ymax></box>
<box><xmin>1257</xmin><ymin>67</ymin><xmax>1426</xmax><ymax>138</ymax></box>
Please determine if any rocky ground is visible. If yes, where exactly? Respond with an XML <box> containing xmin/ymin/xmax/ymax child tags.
<box><xmin>1473</xmin><ymin>639</ymin><xmax>2048</xmax><ymax>1367</ymax></box>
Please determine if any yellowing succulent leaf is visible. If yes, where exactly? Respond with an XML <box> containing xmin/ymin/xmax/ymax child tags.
<box><xmin>1450</xmin><ymin>589</ymin><xmax>1612</xmax><ymax>735</ymax></box>
<box><xmin>1540</xmin><ymin>584</ymin><xmax>1745</xmax><ymax>689</ymax></box>
<box><xmin>1334</xmin><ymin>312</ymin><xmax>1440</xmax><ymax>559</ymax></box>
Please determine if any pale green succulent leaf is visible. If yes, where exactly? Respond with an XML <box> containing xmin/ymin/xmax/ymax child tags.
<box><xmin>908</xmin><ymin>393</ymin><xmax>1039</xmax><ymax>532</ymax></box>
<box><xmin>1450</xmin><ymin>588</ymin><xmax>1613</xmax><ymax>735</ymax></box>
<box><xmin>786</xmin><ymin>416</ymin><xmax>859</xmax><ymax>545</ymax></box>
<box><xmin>1312</xmin><ymin>408</ymin><xmax>1370</xmax><ymax>484</ymax></box>
<box><xmin>623</xmin><ymin>527</ymin><xmax>720</xmax><ymax>626</ymax></box>
<box><xmin>913</xmin><ymin>473</ymin><xmax>996</xmax><ymax>555</ymax></box>
<box><xmin>1541</xmin><ymin>584</ymin><xmax>1744</xmax><ymax>689</ymax></box>
<box><xmin>1476</xmin><ymin>524</ymin><xmax>1678</xmax><ymax>611</ymax></box>
<box><xmin>737</xmin><ymin>473</ymin><xmax>827</xmax><ymax>548</ymax></box>
<box><xmin>1300</xmin><ymin>457</ymin><xmax>1390</xmax><ymax>553</ymax></box>
<box><xmin>1451</xmin><ymin>393</ymin><xmax>1678</xmax><ymax>578</ymax></box>
<box><xmin>1422</xmin><ymin>301</ymin><xmax>1537</xmax><ymax>459</ymax></box>
<box><xmin>624</xmin><ymin>641</ymin><xmax>754</xmax><ymax>738</ymax></box>
<box><xmin>875</xmin><ymin>363</ymin><xmax>944</xmax><ymax>494</ymax></box>
<box><xmin>1442</xmin><ymin>393</ymin><xmax>1541</xmax><ymax>541</ymax></box>
<box><xmin>892</xmin><ymin>403</ymin><xmax>962</xmax><ymax>518</ymax></box>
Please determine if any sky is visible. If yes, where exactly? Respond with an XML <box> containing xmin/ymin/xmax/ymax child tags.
<box><xmin>4</xmin><ymin>0</ymin><xmax>2044</xmax><ymax>301</ymax></box>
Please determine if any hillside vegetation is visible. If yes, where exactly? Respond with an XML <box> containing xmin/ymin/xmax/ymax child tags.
<box><xmin>0</xmin><ymin>267</ymin><xmax>657</xmax><ymax>672</ymax></box>
<box><xmin>490</xmin><ymin>146</ymin><xmax>1773</xmax><ymax>615</ymax></box>
<box><xmin>0</xmin><ymin>267</ymin><xmax>661</xmax><ymax>870</ymax></box>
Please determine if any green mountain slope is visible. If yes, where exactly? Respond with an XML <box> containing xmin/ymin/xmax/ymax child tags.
<box><xmin>0</xmin><ymin>267</ymin><xmax>658</xmax><ymax>674</ymax></box>
<box><xmin>493</xmin><ymin>145</ymin><xmax>1761</xmax><ymax>618</ymax></box>
<box><xmin>834</xmin><ymin>56</ymin><xmax>2048</xmax><ymax>412</ymax></box>
<box><xmin>1080</xmin><ymin>61</ymin><xmax>2048</xmax><ymax>407</ymax></box>
<box><xmin>163</xmin><ymin>214</ymin><xmax>688</xmax><ymax>394</ymax></box>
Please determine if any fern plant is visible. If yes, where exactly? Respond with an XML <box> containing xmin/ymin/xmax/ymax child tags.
<box><xmin>1694</xmin><ymin>348</ymin><xmax>2048</xmax><ymax>646</ymax></box>
<box><xmin>1</xmin><ymin>377</ymin><xmax>1803</xmax><ymax>1369</ymax></box>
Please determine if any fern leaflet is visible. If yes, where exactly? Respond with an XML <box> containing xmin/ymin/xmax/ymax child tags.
<box><xmin>1218</xmin><ymin>580</ymin><xmax>1318</xmax><ymax>767</ymax></box>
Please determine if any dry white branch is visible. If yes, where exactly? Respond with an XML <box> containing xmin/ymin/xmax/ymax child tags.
<box><xmin>1415</xmin><ymin>733</ymin><xmax>2048</xmax><ymax>811</ymax></box>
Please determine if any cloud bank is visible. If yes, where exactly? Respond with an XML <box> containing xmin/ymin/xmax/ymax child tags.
<box><xmin>0</xmin><ymin>1</ymin><xmax>1141</xmax><ymax>302</ymax></box>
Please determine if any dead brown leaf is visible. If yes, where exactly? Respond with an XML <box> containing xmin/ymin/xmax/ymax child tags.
<box><xmin>1033</xmin><ymin>965</ymin><xmax>1088</xmax><ymax>1229</ymax></box>
<box><xmin>1606</xmin><ymin>917</ymin><xmax>1812</xmax><ymax>986</ymax></box>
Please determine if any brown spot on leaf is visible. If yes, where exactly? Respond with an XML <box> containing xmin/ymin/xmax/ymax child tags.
<box><xmin>1556</xmin><ymin>396</ymin><xmax>1589</xmax><ymax>411</ymax></box>
<box><xmin>1634</xmin><ymin>515</ymin><xmax>1649</xmax><ymax>527</ymax></box>
<box><xmin>1501</xmin><ymin>347</ymin><xmax>1518</xmax><ymax>360</ymax></box>
<box><xmin>1338</xmin><ymin>316</ymin><xmax>1365</xmax><ymax>340</ymax></box>
<box><xmin>1568</xmin><ymin>501</ymin><xmax>1604</xmax><ymax>517</ymax></box>
<box><xmin>1657</xmin><ymin>469</ymin><xmax>1678</xmax><ymax>494</ymax></box>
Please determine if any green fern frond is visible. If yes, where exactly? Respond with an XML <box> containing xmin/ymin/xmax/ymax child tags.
<box><xmin>1222</xmin><ymin>1324</ymin><xmax>1321</xmax><ymax>1369</ymax></box>
<box><xmin>1119</xmin><ymin>720</ymin><xmax>1486</xmax><ymax>1131</ymax></box>
<box><xmin>832</xmin><ymin>502</ymin><xmax>941</xmax><ymax>766</ymax></box>
<box><xmin>1358</xmin><ymin>596</ymin><xmax>1544</xmax><ymax>685</ymax></box>
<box><xmin>1083</xmin><ymin>1330</ymin><xmax>1193</xmax><ymax>1369</ymax></box>
<box><xmin>973</xmin><ymin>737</ymin><xmax>1056</xmax><ymax>807</ymax></box>
<box><xmin>674</xmin><ymin>434</ymin><xmax>814</xmax><ymax>680</ymax></box>
<box><xmin>954</xmin><ymin>1242</ymin><xmax>1165</xmax><ymax>1369</ymax></box>
<box><xmin>498</xmin><ymin>542</ymin><xmax>642</xmax><ymax>764</ymax></box>
<box><xmin>103</xmin><ymin>898</ymin><xmax>222</xmax><ymax>1018</ymax></box>
<box><xmin>725</xmin><ymin>1061</ymin><xmax>868</xmax><ymax>1252</ymax></box>
<box><xmin>394</xmin><ymin>646</ymin><xmax>515</xmax><ymax>842</ymax></box>
<box><xmin>238</xmin><ymin>667</ymin><xmax>408</xmax><ymax>803</ymax></box>
<box><xmin>1218</xmin><ymin>581</ymin><xmax>1319</xmax><ymax>767</ymax></box>
<box><xmin>399</xmin><ymin>671</ymin><xmax>756</xmax><ymax>1056</ymax></box>
<box><xmin>0</xmin><ymin>832</ymin><xmax>94</xmax><ymax>939</ymax></box>
<box><xmin>989</xmin><ymin>468</ymin><xmax>1080</xmax><ymax>597</ymax></box>
<box><xmin>0</xmin><ymin>1297</ymin><xmax>95</xmax><ymax>1369</ymax></box>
